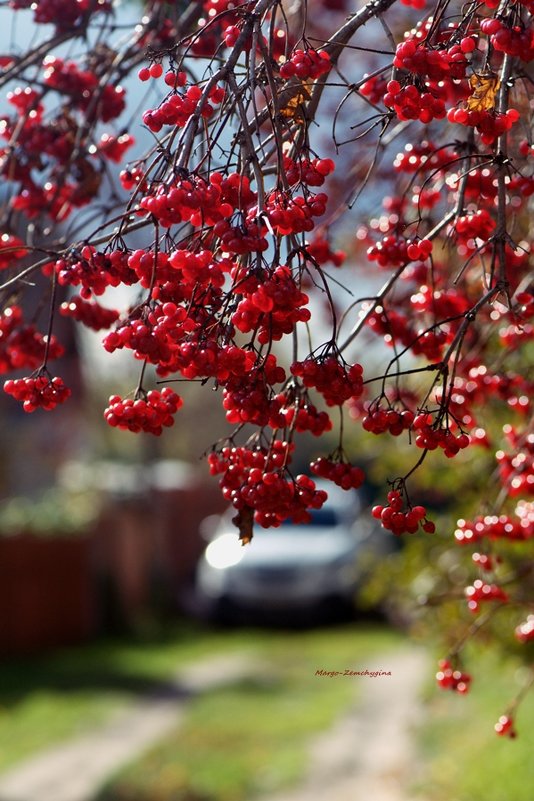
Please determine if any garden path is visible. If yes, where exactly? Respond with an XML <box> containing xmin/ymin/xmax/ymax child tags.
<box><xmin>260</xmin><ymin>648</ymin><xmax>428</xmax><ymax>801</ymax></box>
<box><xmin>0</xmin><ymin>646</ymin><xmax>428</xmax><ymax>801</ymax></box>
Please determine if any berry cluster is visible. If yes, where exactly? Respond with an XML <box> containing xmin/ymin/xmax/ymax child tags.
<box><xmin>455</xmin><ymin>504</ymin><xmax>534</xmax><ymax>544</ymax></box>
<box><xmin>4</xmin><ymin>374</ymin><xmax>71</xmax><ymax>412</ymax></box>
<box><xmin>393</xmin><ymin>40</ymin><xmax>469</xmax><ymax>80</ymax></box>
<box><xmin>412</xmin><ymin>413</ymin><xmax>470</xmax><ymax>457</ymax></box>
<box><xmin>142</xmin><ymin>83</ymin><xmax>224</xmax><ymax>132</ymax></box>
<box><xmin>139</xmin><ymin>173</ymin><xmax>233</xmax><ymax>228</ymax></box>
<box><xmin>279</xmin><ymin>49</ymin><xmax>331</xmax><ymax>80</ymax></box>
<box><xmin>12</xmin><ymin>0</ymin><xmax>111</xmax><ymax>29</ymax></box>
<box><xmin>271</xmin><ymin>394</ymin><xmax>333</xmax><ymax>435</ymax></box>
<box><xmin>480</xmin><ymin>19</ymin><xmax>534</xmax><ymax>62</ymax></box>
<box><xmin>366</xmin><ymin>235</ymin><xmax>409</xmax><ymax>267</ymax></box>
<box><xmin>95</xmin><ymin>133</ymin><xmax>135</xmax><ymax>164</ymax></box>
<box><xmin>515</xmin><ymin>616</ymin><xmax>534</xmax><ymax>643</ymax></box>
<box><xmin>447</xmin><ymin>108</ymin><xmax>520</xmax><ymax>146</ymax></box>
<box><xmin>384</xmin><ymin>81</ymin><xmax>447</xmax><ymax>123</ymax></box>
<box><xmin>291</xmin><ymin>356</ymin><xmax>363</xmax><ymax>406</ymax></box>
<box><xmin>372</xmin><ymin>490</ymin><xmax>435</xmax><ymax>535</ymax></box>
<box><xmin>0</xmin><ymin>234</ymin><xmax>28</xmax><ymax>269</ymax></box>
<box><xmin>43</xmin><ymin>57</ymin><xmax>125</xmax><ymax>122</ymax></box>
<box><xmin>465</xmin><ymin>580</ymin><xmax>509</xmax><ymax>613</ymax></box>
<box><xmin>104</xmin><ymin>388</ymin><xmax>183</xmax><ymax>435</ymax></box>
<box><xmin>362</xmin><ymin>407</ymin><xmax>415</xmax><ymax>436</ymax></box>
<box><xmin>231</xmin><ymin>265</ymin><xmax>310</xmax><ymax>344</ymax></box>
<box><xmin>494</xmin><ymin>715</ymin><xmax>517</xmax><ymax>738</ymax></box>
<box><xmin>60</xmin><ymin>296</ymin><xmax>119</xmax><ymax>331</ymax></box>
<box><xmin>208</xmin><ymin>443</ymin><xmax>328</xmax><ymax>527</ymax></box>
<box><xmin>496</xmin><ymin>430</ymin><xmax>534</xmax><ymax>497</ymax></box>
<box><xmin>306</xmin><ymin>237</ymin><xmax>345</xmax><ymax>268</ymax></box>
<box><xmin>436</xmin><ymin>660</ymin><xmax>472</xmax><ymax>694</ymax></box>
<box><xmin>283</xmin><ymin>156</ymin><xmax>335</xmax><ymax>187</ymax></box>
<box><xmin>0</xmin><ymin>306</ymin><xmax>64</xmax><ymax>373</ymax></box>
<box><xmin>310</xmin><ymin>457</ymin><xmax>365</xmax><ymax>490</ymax></box>
<box><xmin>265</xmin><ymin>191</ymin><xmax>328</xmax><ymax>235</ymax></box>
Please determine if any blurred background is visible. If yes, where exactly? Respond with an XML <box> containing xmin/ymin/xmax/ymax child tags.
<box><xmin>0</xmin><ymin>1</ymin><xmax>532</xmax><ymax>800</ymax></box>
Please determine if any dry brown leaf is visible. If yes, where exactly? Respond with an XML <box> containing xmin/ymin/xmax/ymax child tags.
<box><xmin>466</xmin><ymin>72</ymin><xmax>501</xmax><ymax>112</ymax></box>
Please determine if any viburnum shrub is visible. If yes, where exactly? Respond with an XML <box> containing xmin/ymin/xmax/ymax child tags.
<box><xmin>0</xmin><ymin>0</ymin><xmax>532</xmax><ymax>734</ymax></box>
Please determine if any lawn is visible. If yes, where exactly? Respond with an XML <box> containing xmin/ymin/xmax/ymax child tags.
<box><xmin>0</xmin><ymin>621</ymin><xmax>402</xmax><ymax>779</ymax></box>
<box><xmin>75</xmin><ymin>623</ymin><xmax>402</xmax><ymax>801</ymax></box>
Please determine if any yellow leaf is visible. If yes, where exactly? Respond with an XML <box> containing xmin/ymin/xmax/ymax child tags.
<box><xmin>279</xmin><ymin>80</ymin><xmax>312</xmax><ymax>122</ymax></box>
<box><xmin>466</xmin><ymin>72</ymin><xmax>501</xmax><ymax>112</ymax></box>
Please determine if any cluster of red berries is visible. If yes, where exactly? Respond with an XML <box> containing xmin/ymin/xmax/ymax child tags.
<box><xmin>141</xmin><ymin>83</ymin><xmax>224</xmax><ymax>132</ymax></box>
<box><xmin>372</xmin><ymin>490</ymin><xmax>435</xmax><ymax>535</ymax></box>
<box><xmin>393</xmin><ymin>40</ymin><xmax>469</xmax><ymax>80</ymax></box>
<box><xmin>496</xmin><ymin>432</ymin><xmax>534</xmax><ymax>497</ymax></box>
<box><xmin>213</xmin><ymin>218</ymin><xmax>269</xmax><ymax>254</ymax></box>
<box><xmin>306</xmin><ymin>237</ymin><xmax>345</xmax><ymax>268</ymax></box>
<box><xmin>494</xmin><ymin>715</ymin><xmax>517</xmax><ymax>738</ymax></box>
<box><xmin>291</xmin><ymin>356</ymin><xmax>363</xmax><ymax>406</ymax></box>
<box><xmin>139</xmin><ymin>173</ymin><xmax>233</xmax><ymax>228</ymax></box>
<box><xmin>365</xmin><ymin>305</ymin><xmax>449</xmax><ymax>361</ymax></box>
<box><xmin>60</xmin><ymin>296</ymin><xmax>120</xmax><ymax>331</ymax></box>
<box><xmin>95</xmin><ymin>133</ymin><xmax>135</xmax><ymax>164</ymax></box>
<box><xmin>310</xmin><ymin>457</ymin><xmax>365</xmax><ymax>490</ymax></box>
<box><xmin>55</xmin><ymin>248</ymin><xmax>137</xmax><ymax>296</ymax></box>
<box><xmin>208</xmin><ymin>443</ymin><xmax>328</xmax><ymax>527</ymax></box>
<box><xmin>515</xmin><ymin>615</ymin><xmax>534</xmax><ymax>643</ymax></box>
<box><xmin>232</xmin><ymin>266</ymin><xmax>310</xmax><ymax>344</ymax></box>
<box><xmin>10</xmin><ymin>0</ymin><xmax>111</xmax><ymax>28</ymax></box>
<box><xmin>472</xmin><ymin>551</ymin><xmax>497</xmax><ymax>571</ymax></box>
<box><xmin>362</xmin><ymin>407</ymin><xmax>415</xmax><ymax>436</ymax></box>
<box><xmin>104</xmin><ymin>388</ymin><xmax>183</xmax><ymax>435</ymax></box>
<box><xmin>447</xmin><ymin>108</ymin><xmax>520</xmax><ymax>146</ymax></box>
<box><xmin>43</xmin><ymin>57</ymin><xmax>125</xmax><ymax>122</ymax></box>
<box><xmin>279</xmin><ymin>49</ymin><xmax>331</xmax><ymax>81</ymax></box>
<box><xmin>436</xmin><ymin>660</ymin><xmax>472</xmax><ymax>694</ymax></box>
<box><xmin>270</xmin><ymin>395</ymin><xmax>333</xmax><ymax>435</ymax></box>
<box><xmin>359</xmin><ymin>74</ymin><xmax>389</xmax><ymax>105</ymax></box>
<box><xmin>455</xmin><ymin>506</ymin><xmax>534</xmax><ymax>544</ymax></box>
<box><xmin>393</xmin><ymin>141</ymin><xmax>454</xmax><ymax>174</ymax></box>
<box><xmin>465</xmin><ymin>580</ymin><xmax>509</xmax><ymax>613</ymax></box>
<box><xmin>366</xmin><ymin>235</ymin><xmax>409</xmax><ymax>267</ymax></box>
<box><xmin>384</xmin><ymin>81</ymin><xmax>446</xmax><ymax>123</ymax></box>
<box><xmin>282</xmin><ymin>156</ymin><xmax>335</xmax><ymax>187</ymax></box>
<box><xmin>0</xmin><ymin>306</ymin><xmax>64</xmax><ymax>373</ymax></box>
<box><xmin>0</xmin><ymin>233</ymin><xmax>28</xmax><ymax>269</ymax></box>
<box><xmin>119</xmin><ymin>167</ymin><xmax>146</xmax><ymax>192</ymax></box>
<box><xmin>480</xmin><ymin>18</ymin><xmax>534</xmax><ymax>62</ymax></box>
<box><xmin>265</xmin><ymin>191</ymin><xmax>328</xmax><ymax>235</ymax></box>
<box><xmin>412</xmin><ymin>413</ymin><xmax>470</xmax><ymax>457</ymax></box>
<box><xmin>410</xmin><ymin>285</ymin><xmax>469</xmax><ymax>320</ymax></box>
<box><xmin>4</xmin><ymin>374</ymin><xmax>71</xmax><ymax>412</ymax></box>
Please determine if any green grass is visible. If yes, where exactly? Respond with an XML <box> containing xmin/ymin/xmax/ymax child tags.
<box><xmin>0</xmin><ymin>621</ymin><xmax>401</xmax><ymax>778</ymax></box>
<box><xmin>414</xmin><ymin>645</ymin><xmax>534</xmax><ymax>801</ymax></box>
<box><xmin>0</xmin><ymin>621</ymin><xmax>295</xmax><ymax>772</ymax></box>
<box><xmin>95</xmin><ymin>624</ymin><xmax>403</xmax><ymax>801</ymax></box>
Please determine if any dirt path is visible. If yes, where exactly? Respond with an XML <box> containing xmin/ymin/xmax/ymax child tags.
<box><xmin>0</xmin><ymin>647</ymin><xmax>428</xmax><ymax>801</ymax></box>
<box><xmin>261</xmin><ymin>648</ymin><xmax>428</xmax><ymax>801</ymax></box>
<box><xmin>0</xmin><ymin>654</ymin><xmax>259</xmax><ymax>801</ymax></box>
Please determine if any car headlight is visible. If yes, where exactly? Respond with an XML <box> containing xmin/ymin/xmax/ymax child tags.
<box><xmin>204</xmin><ymin>533</ymin><xmax>246</xmax><ymax>569</ymax></box>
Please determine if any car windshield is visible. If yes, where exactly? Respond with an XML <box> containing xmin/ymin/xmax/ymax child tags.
<box><xmin>306</xmin><ymin>507</ymin><xmax>340</xmax><ymax>527</ymax></box>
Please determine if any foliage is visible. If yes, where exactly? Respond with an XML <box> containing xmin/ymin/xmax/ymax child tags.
<box><xmin>0</xmin><ymin>0</ymin><xmax>532</xmax><ymax>732</ymax></box>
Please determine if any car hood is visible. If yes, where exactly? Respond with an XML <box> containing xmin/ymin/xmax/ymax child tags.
<box><xmin>212</xmin><ymin>527</ymin><xmax>357</xmax><ymax>568</ymax></box>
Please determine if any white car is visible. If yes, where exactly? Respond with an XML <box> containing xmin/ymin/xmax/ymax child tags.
<box><xmin>194</xmin><ymin>483</ymin><xmax>393</xmax><ymax>622</ymax></box>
